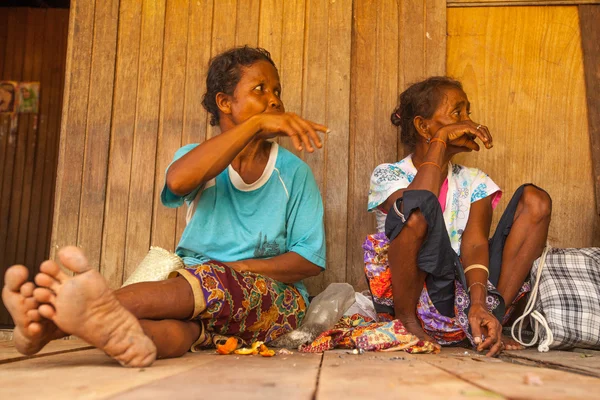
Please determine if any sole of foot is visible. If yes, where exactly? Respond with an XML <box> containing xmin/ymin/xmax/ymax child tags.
<box><xmin>2</xmin><ymin>265</ymin><xmax>65</xmax><ymax>355</ymax></box>
<box><xmin>33</xmin><ymin>246</ymin><xmax>157</xmax><ymax>367</ymax></box>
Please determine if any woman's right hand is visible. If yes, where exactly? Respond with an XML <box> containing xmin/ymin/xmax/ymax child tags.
<box><xmin>253</xmin><ymin>112</ymin><xmax>328</xmax><ymax>153</ymax></box>
<box><xmin>434</xmin><ymin>121</ymin><xmax>493</xmax><ymax>151</ymax></box>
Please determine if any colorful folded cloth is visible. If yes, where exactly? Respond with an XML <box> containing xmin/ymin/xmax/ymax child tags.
<box><xmin>299</xmin><ymin>314</ymin><xmax>439</xmax><ymax>354</ymax></box>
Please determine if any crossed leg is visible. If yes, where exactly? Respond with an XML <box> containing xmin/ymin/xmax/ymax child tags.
<box><xmin>4</xmin><ymin>246</ymin><xmax>202</xmax><ymax>367</ymax></box>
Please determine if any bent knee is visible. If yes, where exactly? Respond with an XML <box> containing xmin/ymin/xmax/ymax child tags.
<box><xmin>520</xmin><ymin>186</ymin><xmax>552</xmax><ymax>222</ymax></box>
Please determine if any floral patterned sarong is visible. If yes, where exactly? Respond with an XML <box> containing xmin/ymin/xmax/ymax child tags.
<box><xmin>364</xmin><ymin>232</ymin><xmax>530</xmax><ymax>346</ymax></box>
<box><xmin>170</xmin><ymin>261</ymin><xmax>306</xmax><ymax>351</ymax></box>
<box><xmin>299</xmin><ymin>314</ymin><xmax>438</xmax><ymax>354</ymax></box>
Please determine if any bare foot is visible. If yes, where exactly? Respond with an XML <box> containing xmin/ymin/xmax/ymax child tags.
<box><xmin>502</xmin><ymin>335</ymin><xmax>525</xmax><ymax>351</ymax></box>
<box><xmin>2</xmin><ymin>265</ymin><xmax>65</xmax><ymax>355</ymax></box>
<box><xmin>401</xmin><ymin>318</ymin><xmax>442</xmax><ymax>351</ymax></box>
<box><xmin>33</xmin><ymin>246</ymin><xmax>157</xmax><ymax>367</ymax></box>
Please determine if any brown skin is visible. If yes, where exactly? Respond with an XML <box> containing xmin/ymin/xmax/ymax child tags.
<box><xmin>118</xmin><ymin>61</ymin><xmax>329</xmax><ymax>357</ymax></box>
<box><xmin>384</xmin><ymin>87</ymin><xmax>551</xmax><ymax>356</ymax></box>
<box><xmin>4</xmin><ymin>60</ymin><xmax>329</xmax><ymax>362</ymax></box>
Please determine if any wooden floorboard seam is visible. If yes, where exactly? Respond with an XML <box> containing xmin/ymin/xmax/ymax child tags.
<box><xmin>0</xmin><ymin>345</ymin><xmax>93</xmax><ymax>365</ymax></box>
<box><xmin>312</xmin><ymin>353</ymin><xmax>325</xmax><ymax>400</ymax></box>
<box><xmin>501</xmin><ymin>353</ymin><xmax>600</xmax><ymax>378</ymax></box>
<box><xmin>423</xmin><ymin>357</ymin><xmax>508</xmax><ymax>399</ymax></box>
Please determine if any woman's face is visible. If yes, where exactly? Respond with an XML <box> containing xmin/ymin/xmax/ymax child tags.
<box><xmin>425</xmin><ymin>86</ymin><xmax>472</xmax><ymax>133</ymax></box>
<box><xmin>228</xmin><ymin>60</ymin><xmax>284</xmax><ymax>125</ymax></box>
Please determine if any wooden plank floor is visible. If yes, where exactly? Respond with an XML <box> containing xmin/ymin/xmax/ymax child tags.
<box><xmin>1</xmin><ymin>341</ymin><xmax>599</xmax><ymax>399</ymax></box>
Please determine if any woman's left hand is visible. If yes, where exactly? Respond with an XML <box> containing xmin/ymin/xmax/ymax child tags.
<box><xmin>468</xmin><ymin>303</ymin><xmax>504</xmax><ymax>357</ymax></box>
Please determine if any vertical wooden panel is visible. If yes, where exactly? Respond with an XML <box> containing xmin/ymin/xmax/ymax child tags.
<box><xmin>449</xmin><ymin>6</ymin><xmax>600</xmax><ymax>248</ymax></box>
<box><xmin>175</xmin><ymin>0</ymin><xmax>215</xmax><ymax>247</ymax></box>
<box><xmin>306</xmin><ymin>0</ymin><xmax>353</xmax><ymax>294</ymax></box>
<box><xmin>0</xmin><ymin>8</ymin><xmax>27</xmax><ymax>274</ymax></box>
<box><xmin>347</xmin><ymin>0</ymin><xmax>400</xmax><ymax>291</ymax></box>
<box><xmin>206</xmin><ymin>0</ymin><xmax>237</xmax><ymax>139</ymax></box>
<box><xmin>76</xmin><ymin>0</ymin><xmax>120</xmax><ymax>270</ymax></box>
<box><xmin>123</xmin><ymin>0</ymin><xmax>166</xmax><ymax>280</ymax></box>
<box><xmin>16</xmin><ymin>9</ymin><xmax>46</xmax><ymax>264</ymax></box>
<box><xmin>301</xmin><ymin>0</ymin><xmax>329</xmax><ymax>293</ymax></box>
<box><xmin>278</xmin><ymin>0</ymin><xmax>306</xmax><ymax>156</ymax></box>
<box><xmin>236</xmin><ymin>0</ymin><xmax>260</xmax><ymax>46</ymax></box>
<box><xmin>101</xmin><ymin>0</ymin><xmax>142</xmax><ymax>288</ymax></box>
<box><xmin>258</xmin><ymin>0</ymin><xmax>284</xmax><ymax>66</ymax></box>
<box><xmin>579</xmin><ymin>5</ymin><xmax>600</xmax><ymax>216</ymax></box>
<box><xmin>151</xmin><ymin>0</ymin><xmax>189</xmax><ymax>251</ymax></box>
<box><xmin>25</xmin><ymin>9</ymin><xmax>61</xmax><ymax>271</ymax></box>
<box><xmin>50</xmin><ymin>0</ymin><xmax>96</xmax><ymax>259</ymax></box>
<box><xmin>39</xmin><ymin>9</ymin><xmax>70</xmax><ymax>266</ymax></box>
<box><xmin>211</xmin><ymin>0</ymin><xmax>237</xmax><ymax>55</ymax></box>
<box><xmin>4</xmin><ymin>9</ymin><xmax>37</xmax><ymax>266</ymax></box>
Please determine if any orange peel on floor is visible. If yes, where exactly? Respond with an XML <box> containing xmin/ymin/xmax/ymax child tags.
<box><xmin>216</xmin><ymin>337</ymin><xmax>238</xmax><ymax>355</ymax></box>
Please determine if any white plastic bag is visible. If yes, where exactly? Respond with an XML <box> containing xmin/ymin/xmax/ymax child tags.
<box><xmin>269</xmin><ymin>283</ymin><xmax>355</xmax><ymax>348</ymax></box>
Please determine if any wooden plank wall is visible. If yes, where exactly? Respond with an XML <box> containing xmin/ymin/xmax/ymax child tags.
<box><xmin>448</xmin><ymin>5</ymin><xmax>600</xmax><ymax>248</ymax></box>
<box><xmin>0</xmin><ymin>8</ymin><xmax>69</xmax><ymax>326</ymax></box>
<box><xmin>52</xmin><ymin>0</ymin><xmax>444</xmax><ymax>294</ymax></box>
<box><xmin>51</xmin><ymin>0</ymin><xmax>598</xmax><ymax>297</ymax></box>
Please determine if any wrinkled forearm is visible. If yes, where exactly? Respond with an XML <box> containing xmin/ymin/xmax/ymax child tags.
<box><xmin>228</xmin><ymin>252</ymin><xmax>322</xmax><ymax>284</ymax></box>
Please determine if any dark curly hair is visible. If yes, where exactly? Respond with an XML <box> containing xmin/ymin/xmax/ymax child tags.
<box><xmin>202</xmin><ymin>46</ymin><xmax>277</xmax><ymax>126</ymax></box>
<box><xmin>391</xmin><ymin>76</ymin><xmax>463</xmax><ymax>150</ymax></box>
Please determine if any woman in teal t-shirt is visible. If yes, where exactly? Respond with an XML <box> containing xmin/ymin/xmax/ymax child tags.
<box><xmin>3</xmin><ymin>46</ymin><xmax>327</xmax><ymax>368</ymax></box>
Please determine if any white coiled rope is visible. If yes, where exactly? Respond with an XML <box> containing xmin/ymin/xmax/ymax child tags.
<box><xmin>510</xmin><ymin>244</ymin><xmax>554</xmax><ymax>352</ymax></box>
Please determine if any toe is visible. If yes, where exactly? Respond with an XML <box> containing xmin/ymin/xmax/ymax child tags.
<box><xmin>27</xmin><ymin>309</ymin><xmax>42</xmax><ymax>322</ymax></box>
<box><xmin>20</xmin><ymin>282</ymin><xmax>35</xmax><ymax>297</ymax></box>
<box><xmin>33</xmin><ymin>287</ymin><xmax>56</xmax><ymax>304</ymax></box>
<box><xmin>40</xmin><ymin>260</ymin><xmax>69</xmax><ymax>283</ymax></box>
<box><xmin>38</xmin><ymin>304</ymin><xmax>56</xmax><ymax>320</ymax></box>
<box><xmin>58</xmin><ymin>246</ymin><xmax>91</xmax><ymax>274</ymax></box>
<box><xmin>35</xmin><ymin>272</ymin><xmax>61</xmax><ymax>293</ymax></box>
<box><xmin>4</xmin><ymin>265</ymin><xmax>29</xmax><ymax>292</ymax></box>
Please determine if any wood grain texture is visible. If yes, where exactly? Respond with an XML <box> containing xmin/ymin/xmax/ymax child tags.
<box><xmin>316</xmin><ymin>351</ymin><xmax>496</xmax><ymax>399</ymax></box>
<box><xmin>4</xmin><ymin>9</ymin><xmax>37</xmax><ymax>268</ymax></box>
<box><xmin>111</xmin><ymin>352</ymin><xmax>322</xmax><ymax>400</ymax></box>
<box><xmin>40</xmin><ymin>9</ymin><xmax>69</xmax><ymax>265</ymax></box>
<box><xmin>151</xmin><ymin>0</ymin><xmax>189</xmax><ymax>253</ymax></box>
<box><xmin>504</xmin><ymin>348</ymin><xmax>600</xmax><ymax>378</ymax></box>
<box><xmin>24</xmin><ymin>9</ymin><xmax>57</xmax><ymax>271</ymax></box>
<box><xmin>579</xmin><ymin>5</ymin><xmax>600</xmax><ymax>215</ymax></box>
<box><xmin>15</xmin><ymin>9</ymin><xmax>46</xmax><ymax>264</ymax></box>
<box><xmin>277</xmin><ymin>0</ymin><xmax>306</xmax><ymax>156</ymax></box>
<box><xmin>101</xmin><ymin>0</ymin><xmax>142</xmax><ymax>288</ymax></box>
<box><xmin>236</xmin><ymin>0</ymin><xmax>260</xmax><ymax>46</ymax></box>
<box><xmin>448</xmin><ymin>0</ymin><xmax>600</xmax><ymax>6</ymax></box>
<box><xmin>0</xmin><ymin>349</ymin><xmax>216</xmax><ymax>400</ymax></box>
<box><xmin>123</xmin><ymin>0</ymin><xmax>166</xmax><ymax>281</ymax></box>
<box><xmin>427</xmin><ymin>349</ymin><xmax>600</xmax><ymax>400</ymax></box>
<box><xmin>77</xmin><ymin>0</ymin><xmax>120</xmax><ymax>271</ymax></box>
<box><xmin>175</xmin><ymin>0</ymin><xmax>215</xmax><ymax>248</ymax></box>
<box><xmin>448</xmin><ymin>6</ymin><xmax>600</xmax><ymax>247</ymax></box>
<box><xmin>51</xmin><ymin>0</ymin><xmax>95</xmax><ymax>260</ymax></box>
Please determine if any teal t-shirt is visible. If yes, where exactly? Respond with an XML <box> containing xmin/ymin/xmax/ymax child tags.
<box><xmin>161</xmin><ymin>142</ymin><xmax>326</xmax><ymax>302</ymax></box>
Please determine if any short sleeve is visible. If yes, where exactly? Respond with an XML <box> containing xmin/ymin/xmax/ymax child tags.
<box><xmin>367</xmin><ymin>163</ymin><xmax>412</xmax><ymax>212</ymax></box>
<box><xmin>286</xmin><ymin>164</ymin><xmax>326</xmax><ymax>269</ymax></box>
<box><xmin>470</xmin><ymin>170</ymin><xmax>502</xmax><ymax>209</ymax></box>
<box><xmin>160</xmin><ymin>143</ymin><xmax>202</xmax><ymax>208</ymax></box>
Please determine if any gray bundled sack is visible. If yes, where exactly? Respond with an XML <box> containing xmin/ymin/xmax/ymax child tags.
<box><xmin>270</xmin><ymin>283</ymin><xmax>355</xmax><ymax>348</ymax></box>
